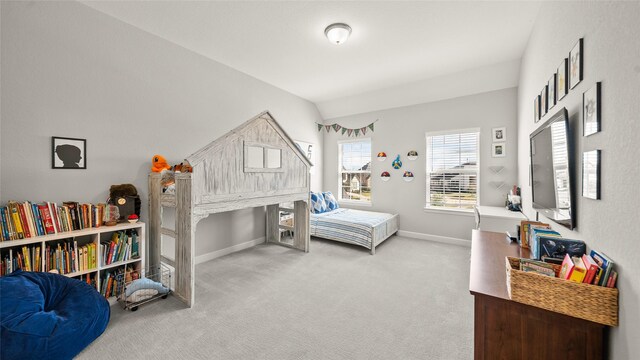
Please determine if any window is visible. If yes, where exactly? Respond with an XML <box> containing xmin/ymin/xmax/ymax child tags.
<box><xmin>243</xmin><ymin>142</ymin><xmax>282</xmax><ymax>172</ymax></box>
<box><xmin>338</xmin><ymin>139</ymin><xmax>371</xmax><ymax>203</ymax></box>
<box><xmin>426</xmin><ymin>130</ymin><xmax>479</xmax><ymax>210</ymax></box>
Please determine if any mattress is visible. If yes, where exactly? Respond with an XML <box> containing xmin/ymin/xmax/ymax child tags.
<box><xmin>310</xmin><ymin>208</ymin><xmax>399</xmax><ymax>252</ymax></box>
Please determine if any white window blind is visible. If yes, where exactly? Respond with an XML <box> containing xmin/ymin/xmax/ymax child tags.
<box><xmin>426</xmin><ymin>130</ymin><xmax>479</xmax><ymax>209</ymax></box>
<box><xmin>339</xmin><ymin>139</ymin><xmax>371</xmax><ymax>202</ymax></box>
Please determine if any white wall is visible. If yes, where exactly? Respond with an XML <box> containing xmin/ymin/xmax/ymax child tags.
<box><xmin>517</xmin><ymin>2</ymin><xmax>640</xmax><ymax>358</ymax></box>
<box><xmin>0</xmin><ymin>1</ymin><xmax>323</xmax><ymax>257</ymax></box>
<box><xmin>323</xmin><ymin>88</ymin><xmax>518</xmax><ymax>241</ymax></box>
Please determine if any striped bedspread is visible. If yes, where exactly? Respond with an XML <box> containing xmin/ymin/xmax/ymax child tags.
<box><xmin>310</xmin><ymin>208</ymin><xmax>396</xmax><ymax>248</ymax></box>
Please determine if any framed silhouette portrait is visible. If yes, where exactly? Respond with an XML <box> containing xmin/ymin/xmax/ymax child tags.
<box><xmin>52</xmin><ymin>136</ymin><xmax>86</xmax><ymax>169</ymax></box>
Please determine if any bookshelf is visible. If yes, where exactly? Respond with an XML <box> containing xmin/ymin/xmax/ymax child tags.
<box><xmin>0</xmin><ymin>222</ymin><xmax>145</xmax><ymax>300</ymax></box>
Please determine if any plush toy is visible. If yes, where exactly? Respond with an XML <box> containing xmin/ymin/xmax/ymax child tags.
<box><xmin>172</xmin><ymin>161</ymin><xmax>193</xmax><ymax>173</ymax></box>
<box><xmin>151</xmin><ymin>155</ymin><xmax>171</xmax><ymax>172</ymax></box>
<box><xmin>109</xmin><ymin>184</ymin><xmax>138</xmax><ymax>198</ymax></box>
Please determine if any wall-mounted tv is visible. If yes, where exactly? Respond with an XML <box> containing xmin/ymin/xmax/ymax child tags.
<box><xmin>530</xmin><ymin>107</ymin><xmax>575</xmax><ymax>229</ymax></box>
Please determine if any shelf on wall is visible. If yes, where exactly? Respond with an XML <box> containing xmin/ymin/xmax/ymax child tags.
<box><xmin>489</xmin><ymin>166</ymin><xmax>505</xmax><ymax>174</ymax></box>
<box><xmin>489</xmin><ymin>181</ymin><xmax>506</xmax><ymax>190</ymax></box>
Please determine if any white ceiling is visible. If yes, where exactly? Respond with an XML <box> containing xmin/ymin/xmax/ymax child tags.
<box><xmin>82</xmin><ymin>1</ymin><xmax>541</xmax><ymax>118</ymax></box>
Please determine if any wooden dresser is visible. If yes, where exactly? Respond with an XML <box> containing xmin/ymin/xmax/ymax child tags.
<box><xmin>469</xmin><ymin>230</ymin><xmax>606</xmax><ymax>360</ymax></box>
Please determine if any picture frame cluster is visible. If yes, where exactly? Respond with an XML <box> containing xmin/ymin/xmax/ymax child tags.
<box><xmin>491</xmin><ymin>127</ymin><xmax>506</xmax><ymax>158</ymax></box>
<box><xmin>534</xmin><ymin>38</ymin><xmax>583</xmax><ymax>123</ymax></box>
<box><xmin>530</xmin><ymin>37</ymin><xmax>603</xmax><ymax>201</ymax></box>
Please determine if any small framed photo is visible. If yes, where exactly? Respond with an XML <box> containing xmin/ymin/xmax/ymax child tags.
<box><xmin>534</xmin><ymin>95</ymin><xmax>540</xmax><ymax>123</ymax></box>
<box><xmin>557</xmin><ymin>58</ymin><xmax>568</xmax><ymax>100</ymax></box>
<box><xmin>582</xmin><ymin>150</ymin><xmax>600</xmax><ymax>199</ymax></box>
<box><xmin>492</xmin><ymin>127</ymin><xmax>506</xmax><ymax>142</ymax></box>
<box><xmin>583</xmin><ymin>82</ymin><xmax>601</xmax><ymax>136</ymax></box>
<box><xmin>52</xmin><ymin>136</ymin><xmax>86</xmax><ymax>169</ymax></box>
<box><xmin>540</xmin><ymin>85</ymin><xmax>548</xmax><ymax>116</ymax></box>
<box><xmin>548</xmin><ymin>74</ymin><xmax>556</xmax><ymax>110</ymax></box>
<box><xmin>570</xmin><ymin>38</ymin><xmax>583</xmax><ymax>89</ymax></box>
<box><xmin>492</xmin><ymin>142</ymin><xmax>506</xmax><ymax>158</ymax></box>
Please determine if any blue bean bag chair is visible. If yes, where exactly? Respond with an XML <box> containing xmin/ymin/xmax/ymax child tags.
<box><xmin>1</xmin><ymin>271</ymin><xmax>110</xmax><ymax>360</ymax></box>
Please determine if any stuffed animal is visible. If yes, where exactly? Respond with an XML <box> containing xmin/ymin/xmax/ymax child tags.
<box><xmin>151</xmin><ymin>155</ymin><xmax>171</xmax><ymax>172</ymax></box>
<box><xmin>109</xmin><ymin>184</ymin><xmax>138</xmax><ymax>198</ymax></box>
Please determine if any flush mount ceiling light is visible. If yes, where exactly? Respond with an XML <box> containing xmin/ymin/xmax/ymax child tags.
<box><xmin>324</xmin><ymin>23</ymin><xmax>352</xmax><ymax>45</ymax></box>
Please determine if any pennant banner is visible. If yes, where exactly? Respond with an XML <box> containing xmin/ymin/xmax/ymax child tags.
<box><xmin>315</xmin><ymin>120</ymin><xmax>378</xmax><ymax>137</ymax></box>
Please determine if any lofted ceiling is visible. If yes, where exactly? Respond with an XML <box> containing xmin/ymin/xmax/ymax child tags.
<box><xmin>82</xmin><ymin>1</ymin><xmax>541</xmax><ymax>118</ymax></box>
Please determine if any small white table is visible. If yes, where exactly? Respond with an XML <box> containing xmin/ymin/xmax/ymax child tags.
<box><xmin>474</xmin><ymin>205</ymin><xmax>527</xmax><ymax>234</ymax></box>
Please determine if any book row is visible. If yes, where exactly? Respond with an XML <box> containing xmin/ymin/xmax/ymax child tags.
<box><xmin>1</xmin><ymin>245</ymin><xmax>41</xmax><ymax>275</ymax></box>
<box><xmin>101</xmin><ymin>230</ymin><xmax>140</xmax><ymax>266</ymax></box>
<box><xmin>1</xmin><ymin>201</ymin><xmax>106</xmax><ymax>241</ymax></box>
<box><xmin>518</xmin><ymin>220</ymin><xmax>617</xmax><ymax>288</ymax></box>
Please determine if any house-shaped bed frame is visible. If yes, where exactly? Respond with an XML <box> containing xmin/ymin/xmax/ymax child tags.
<box><xmin>148</xmin><ymin>111</ymin><xmax>312</xmax><ymax>307</ymax></box>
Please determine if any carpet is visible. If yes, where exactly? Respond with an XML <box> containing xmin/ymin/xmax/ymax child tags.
<box><xmin>78</xmin><ymin>235</ymin><xmax>473</xmax><ymax>359</ymax></box>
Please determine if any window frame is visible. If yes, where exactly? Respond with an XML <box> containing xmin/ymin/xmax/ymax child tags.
<box><xmin>424</xmin><ymin>128</ymin><xmax>480</xmax><ymax>212</ymax></box>
<box><xmin>337</xmin><ymin>138</ymin><xmax>372</xmax><ymax>205</ymax></box>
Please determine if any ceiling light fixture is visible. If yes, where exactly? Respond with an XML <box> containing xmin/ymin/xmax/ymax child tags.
<box><xmin>324</xmin><ymin>23</ymin><xmax>352</xmax><ymax>45</ymax></box>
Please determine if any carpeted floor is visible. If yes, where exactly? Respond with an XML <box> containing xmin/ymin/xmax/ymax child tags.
<box><xmin>78</xmin><ymin>236</ymin><xmax>473</xmax><ymax>359</ymax></box>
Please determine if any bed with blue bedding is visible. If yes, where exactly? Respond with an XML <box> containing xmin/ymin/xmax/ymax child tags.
<box><xmin>309</xmin><ymin>194</ymin><xmax>399</xmax><ymax>254</ymax></box>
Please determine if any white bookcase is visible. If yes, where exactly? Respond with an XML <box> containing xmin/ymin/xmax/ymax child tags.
<box><xmin>0</xmin><ymin>222</ymin><xmax>145</xmax><ymax>297</ymax></box>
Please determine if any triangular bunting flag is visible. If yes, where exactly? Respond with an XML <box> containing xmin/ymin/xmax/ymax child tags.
<box><xmin>325</xmin><ymin>125</ymin><xmax>331</xmax><ymax>133</ymax></box>
<box><xmin>341</xmin><ymin>128</ymin><xmax>347</xmax><ymax>135</ymax></box>
<box><xmin>333</xmin><ymin>124</ymin><xmax>342</xmax><ymax>132</ymax></box>
<box><xmin>368</xmin><ymin>123</ymin><xmax>375</xmax><ymax>131</ymax></box>
<box><xmin>347</xmin><ymin>129</ymin><xmax>353</xmax><ymax>136</ymax></box>
<box><xmin>361</xmin><ymin>127</ymin><xmax>367</xmax><ymax>135</ymax></box>
<box><xmin>354</xmin><ymin>129</ymin><xmax>360</xmax><ymax>136</ymax></box>
<box><xmin>317</xmin><ymin>123</ymin><xmax>323</xmax><ymax>131</ymax></box>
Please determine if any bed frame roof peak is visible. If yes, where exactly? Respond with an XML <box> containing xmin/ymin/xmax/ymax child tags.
<box><xmin>186</xmin><ymin>110</ymin><xmax>312</xmax><ymax>168</ymax></box>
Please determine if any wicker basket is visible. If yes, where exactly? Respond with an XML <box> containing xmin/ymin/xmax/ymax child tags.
<box><xmin>505</xmin><ymin>257</ymin><xmax>618</xmax><ymax>326</ymax></box>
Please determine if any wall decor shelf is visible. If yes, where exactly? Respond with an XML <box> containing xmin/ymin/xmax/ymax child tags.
<box><xmin>490</xmin><ymin>181</ymin><xmax>506</xmax><ymax>190</ymax></box>
<box><xmin>489</xmin><ymin>166</ymin><xmax>505</xmax><ymax>174</ymax></box>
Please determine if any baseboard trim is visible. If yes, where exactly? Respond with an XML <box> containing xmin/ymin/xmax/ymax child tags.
<box><xmin>397</xmin><ymin>230</ymin><xmax>470</xmax><ymax>247</ymax></box>
<box><xmin>195</xmin><ymin>237</ymin><xmax>266</xmax><ymax>264</ymax></box>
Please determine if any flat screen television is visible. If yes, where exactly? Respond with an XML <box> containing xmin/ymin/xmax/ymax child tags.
<box><xmin>530</xmin><ymin>108</ymin><xmax>575</xmax><ymax>229</ymax></box>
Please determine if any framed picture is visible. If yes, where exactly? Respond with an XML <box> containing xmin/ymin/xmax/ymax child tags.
<box><xmin>492</xmin><ymin>142</ymin><xmax>506</xmax><ymax>158</ymax></box>
<box><xmin>492</xmin><ymin>127</ymin><xmax>506</xmax><ymax>142</ymax></box>
<box><xmin>294</xmin><ymin>140</ymin><xmax>315</xmax><ymax>175</ymax></box>
<box><xmin>534</xmin><ymin>95</ymin><xmax>540</xmax><ymax>123</ymax></box>
<box><xmin>52</xmin><ymin>136</ymin><xmax>86</xmax><ymax>169</ymax></box>
<box><xmin>583</xmin><ymin>82</ymin><xmax>601</xmax><ymax>136</ymax></box>
<box><xmin>570</xmin><ymin>38</ymin><xmax>583</xmax><ymax>89</ymax></box>
<box><xmin>557</xmin><ymin>58</ymin><xmax>568</xmax><ymax>100</ymax></box>
<box><xmin>548</xmin><ymin>74</ymin><xmax>556</xmax><ymax>110</ymax></box>
<box><xmin>540</xmin><ymin>85</ymin><xmax>548</xmax><ymax>116</ymax></box>
<box><xmin>582</xmin><ymin>150</ymin><xmax>600</xmax><ymax>199</ymax></box>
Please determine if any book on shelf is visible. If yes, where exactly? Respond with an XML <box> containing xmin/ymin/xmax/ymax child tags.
<box><xmin>606</xmin><ymin>270</ymin><xmax>618</xmax><ymax>288</ymax></box>
<box><xmin>559</xmin><ymin>254</ymin><xmax>574</xmax><ymax>280</ymax></box>
<box><xmin>590</xmin><ymin>250</ymin><xmax>615</xmax><ymax>287</ymax></box>
<box><xmin>581</xmin><ymin>254</ymin><xmax>600</xmax><ymax>285</ymax></box>
<box><xmin>519</xmin><ymin>221</ymin><xmax>548</xmax><ymax>248</ymax></box>
<box><xmin>519</xmin><ymin>258</ymin><xmax>556</xmax><ymax>277</ymax></box>
<box><xmin>569</xmin><ymin>256</ymin><xmax>587</xmax><ymax>283</ymax></box>
<box><xmin>0</xmin><ymin>200</ymin><xmax>109</xmax><ymax>241</ymax></box>
<box><xmin>530</xmin><ymin>227</ymin><xmax>561</xmax><ymax>259</ymax></box>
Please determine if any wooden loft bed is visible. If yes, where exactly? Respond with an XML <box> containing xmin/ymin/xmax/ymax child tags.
<box><xmin>148</xmin><ymin>111</ymin><xmax>312</xmax><ymax>307</ymax></box>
